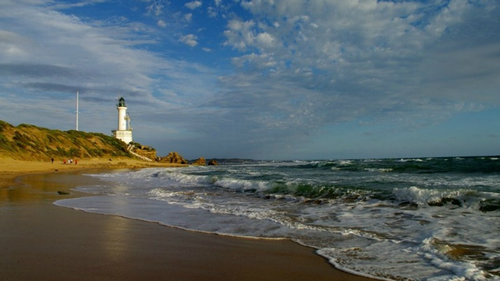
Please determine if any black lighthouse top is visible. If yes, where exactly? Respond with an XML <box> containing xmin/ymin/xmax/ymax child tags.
<box><xmin>117</xmin><ymin>97</ymin><xmax>126</xmax><ymax>107</ymax></box>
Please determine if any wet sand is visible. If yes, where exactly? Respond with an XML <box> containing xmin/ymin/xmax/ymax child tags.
<box><xmin>0</xmin><ymin>162</ymin><xmax>377</xmax><ymax>281</ymax></box>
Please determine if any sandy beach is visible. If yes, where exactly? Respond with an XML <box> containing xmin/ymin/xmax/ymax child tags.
<box><xmin>0</xmin><ymin>158</ymin><xmax>376</xmax><ymax>281</ymax></box>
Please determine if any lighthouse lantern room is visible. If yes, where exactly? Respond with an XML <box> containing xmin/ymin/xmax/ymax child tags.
<box><xmin>112</xmin><ymin>97</ymin><xmax>133</xmax><ymax>144</ymax></box>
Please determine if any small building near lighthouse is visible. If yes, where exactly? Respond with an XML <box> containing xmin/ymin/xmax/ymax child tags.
<box><xmin>112</xmin><ymin>97</ymin><xmax>133</xmax><ymax>144</ymax></box>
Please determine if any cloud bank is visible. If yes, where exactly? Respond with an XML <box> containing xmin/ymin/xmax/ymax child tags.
<box><xmin>209</xmin><ymin>0</ymin><xmax>500</xmax><ymax>157</ymax></box>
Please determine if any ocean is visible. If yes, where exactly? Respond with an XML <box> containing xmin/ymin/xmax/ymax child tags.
<box><xmin>55</xmin><ymin>157</ymin><xmax>500</xmax><ymax>280</ymax></box>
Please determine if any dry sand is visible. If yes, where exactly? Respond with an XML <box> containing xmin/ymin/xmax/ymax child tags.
<box><xmin>0</xmin><ymin>158</ymin><xmax>377</xmax><ymax>281</ymax></box>
<box><xmin>0</xmin><ymin>157</ymin><xmax>184</xmax><ymax>190</ymax></box>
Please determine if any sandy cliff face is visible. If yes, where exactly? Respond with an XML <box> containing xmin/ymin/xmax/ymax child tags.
<box><xmin>130</xmin><ymin>144</ymin><xmax>157</xmax><ymax>160</ymax></box>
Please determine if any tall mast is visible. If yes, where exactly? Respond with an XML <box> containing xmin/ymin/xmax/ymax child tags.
<box><xmin>76</xmin><ymin>91</ymin><xmax>79</xmax><ymax>131</ymax></box>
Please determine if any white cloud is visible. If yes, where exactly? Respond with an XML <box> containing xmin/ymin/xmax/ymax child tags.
<box><xmin>49</xmin><ymin>0</ymin><xmax>108</xmax><ymax>10</ymax></box>
<box><xmin>185</xmin><ymin>1</ymin><xmax>202</xmax><ymax>10</ymax></box>
<box><xmin>224</xmin><ymin>21</ymin><xmax>278</xmax><ymax>51</ymax></box>
<box><xmin>184</xmin><ymin>13</ymin><xmax>192</xmax><ymax>22</ymax></box>
<box><xmin>255</xmin><ymin>32</ymin><xmax>275</xmax><ymax>48</ymax></box>
<box><xmin>157</xmin><ymin>19</ymin><xmax>167</xmax><ymax>27</ymax></box>
<box><xmin>0</xmin><ymin>30</ymin><xmax>31</xmax><ymax>58</ymax></box>
<box><xmin>146</xmin><ymin>2</ymin><xmax>164</xmax><ymax>16</ymax></box>
<box><xmin>179</xmin><ymin>34</ymin><xmax>198</xmax><ymax>47</ymax></box>
<box><xmin>223</xmin><ymin>19</ymin><xmax>256</xmax><ymax>50</ymax></box>
<box><xmin>227</xmin><ymin>18</ymin><xmax>254</xmax><ymax>31</ymax></box>
<box><xmin>208</xmin><ymin>7</ymin><xmax>217</xmax><ymax>18</ymax></box>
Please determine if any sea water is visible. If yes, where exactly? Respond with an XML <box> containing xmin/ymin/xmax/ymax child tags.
<box><xmin>54</xmin><ymin>157</ymin><xmax>500</xmax><ymax>280</ymax></box>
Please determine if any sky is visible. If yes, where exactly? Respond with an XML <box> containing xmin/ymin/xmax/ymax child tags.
<box><xmin>0</xmin><ymin>0</ymin><xmax>499</xmax><ymax>160</ymax></box>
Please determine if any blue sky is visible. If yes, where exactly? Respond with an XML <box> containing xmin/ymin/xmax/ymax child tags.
<box><xmin>0</xmin><ymin>0</ymin><xmax>499</xmax><ymax>160</ymax></box>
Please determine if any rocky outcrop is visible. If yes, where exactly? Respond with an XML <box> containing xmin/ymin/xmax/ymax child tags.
<box><xmin>208</xmin><ymin>159</ymin><xmax>219</xmax><ymax>166</ymax></box>
<box><xmin>127</xmin><ymin>143</ymin><xmax>156</xmax><ymax>161</ymax></box>
<box><xmin>192</xmin><ymin>157</ymin><xmax>206</xmax><ymax>166</ymax></box>
<box><xmin>131</xmin><ymin>144</ymin><xmax>157</xmax><ymax>160</ymax></box>
<box><xmin>157</xmin><ymin>152</ymin><xmax>188</xmax><ymax>164</ymax></box>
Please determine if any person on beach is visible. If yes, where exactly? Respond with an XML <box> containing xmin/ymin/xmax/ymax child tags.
<box><xmin>51</xmin><ymin>158</ymin><xmax>54</xmax><ymax>164</ymax></box>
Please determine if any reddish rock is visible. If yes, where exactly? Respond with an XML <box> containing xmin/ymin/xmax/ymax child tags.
<box><xmin>192</xmin><ymin>157</ymin><xmax>206</xmax><ymax>166</ymax></box>
<box><xmin>157</xmin><ymin>152</ymin><xmax>188</xmax><ymax>164</ymax></box>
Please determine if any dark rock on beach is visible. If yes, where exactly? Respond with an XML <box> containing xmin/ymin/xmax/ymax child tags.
<box><xmin>479</xmin><ymin>200</ymin><xmax>500</xmax><ymax>212</ymax></box>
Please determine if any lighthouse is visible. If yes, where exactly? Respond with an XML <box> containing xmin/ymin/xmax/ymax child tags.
<box><xmin>112</xmin><ymin>97</ymin><xmax>133</xmax><ymax>144</ymax></box>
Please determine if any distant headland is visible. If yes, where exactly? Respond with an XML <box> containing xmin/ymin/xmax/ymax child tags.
<box><xmin>0</xmin><ymin>119</ymin><xmax>216</xmax><ymax>165</ymax></box>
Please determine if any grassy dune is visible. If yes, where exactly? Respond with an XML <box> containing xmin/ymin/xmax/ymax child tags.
<box><xmin>0</xmin><ymin>120</ymin><xmax>131</xmax><ymax>161</ymax></box>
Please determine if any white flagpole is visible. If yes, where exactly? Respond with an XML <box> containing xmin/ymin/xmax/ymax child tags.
<box><xmin>76</xmin><ymin>91</ymin><xmax>79</xmax><ymax>131</ymax></box>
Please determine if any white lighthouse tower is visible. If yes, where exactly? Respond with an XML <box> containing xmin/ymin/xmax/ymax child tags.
<box><xmin>112</xmin><ymin>97</ymin><xmax>133</xmax><ymax>144</ymax></box>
